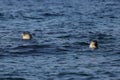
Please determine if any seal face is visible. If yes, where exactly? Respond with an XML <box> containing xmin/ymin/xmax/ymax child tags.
<box><xmin>89</xmin><ymin>40</ymin><xmax>98</xmax><ymax>49</ymax></box>
<box><xmin>22</xmin><ymin>32</ymin><xmax>32</xmax><ymax>40</ymax></box>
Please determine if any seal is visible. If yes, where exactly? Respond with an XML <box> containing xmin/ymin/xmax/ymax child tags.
<box><xmin>22</xmin><ymin>32</ymin><xmax>32</xmax><ymax>40</ymax></box>
<box><xmin>89</xmin><ymin>40</ymin><xmax>98</xmax><ymax>50</ymax></box>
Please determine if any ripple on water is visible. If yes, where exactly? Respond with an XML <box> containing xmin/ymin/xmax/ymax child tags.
<box><xmin>56</xmin><ymin>71</ymin><xmax>94</xmax><ymax>80</ymax></box>
<box><xmin>72</xmin><ymin>42</ymin><xmax>89</xmax><ymax>46</ymax></box>
<box><xmin>8</xmin><ymin>44</ymin><xmax>52</xmax><ymax>54</ymax></box>
<box><xmin>0</xmin><ymin>0</ymin><xmax>120</xmax><ymax>80</ymax></box>
<box><xmin>0</xmin><ymin>78</ymin><xmax>26</xmax><ymax>80</ymax></box>
<box><xmin>42</xmin><ymin>12</ymin><xmax>64</xmax><ymax>17</ymax></box>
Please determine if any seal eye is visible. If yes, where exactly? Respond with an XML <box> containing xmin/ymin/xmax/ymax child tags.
<box><xmin>22</xmin><ymin>32</ymin><xmax>32</xmax><ymax>40</ymax></box>
<box><xmin>89</xmin><ymin>40</ymin><xmax>98</xmax><ymax>49</ymax></box>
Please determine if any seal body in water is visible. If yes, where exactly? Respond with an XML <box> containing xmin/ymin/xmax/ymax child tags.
<box><xmin>89</xmin><ymin>40</ymin><xmax>98</xmax><ymax>50</ymax></box>
<box><xmin>22</xmin><ymin>32</ymin><xmax>32</xmax><ymax>40</ymax></box>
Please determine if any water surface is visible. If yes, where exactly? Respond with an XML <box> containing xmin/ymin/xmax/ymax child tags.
<box><xmin>0</xmin><ymin>0</ymin><xmax>120</xmax><ymax>80</ymax></box>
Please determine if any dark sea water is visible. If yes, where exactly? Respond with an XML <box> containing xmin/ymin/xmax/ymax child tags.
<box><xmin>0</xmin><ymin>0</ymin><xmax>120</xmax><ymax>80</ymax></box>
